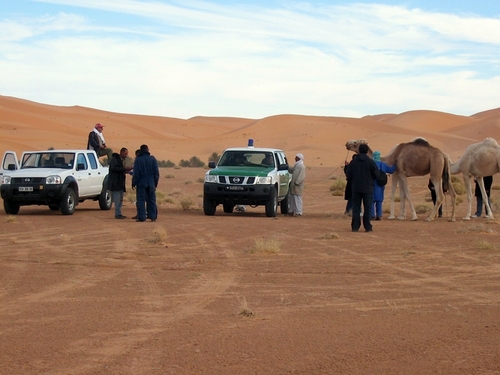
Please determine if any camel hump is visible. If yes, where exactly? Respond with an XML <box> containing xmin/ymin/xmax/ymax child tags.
<box><xmin>410</xmin><ymin>137</ymin><xmax>430</xmax><ymax>147</ymax></box>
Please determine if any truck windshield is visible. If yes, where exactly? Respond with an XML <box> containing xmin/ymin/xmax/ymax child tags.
<box><xmin>218</xmin><ymin>151</ymin><xmax>275</xmax><ymax>167</ymax></box>
<box><xmin>21</xmin><ymin>152</ymin><xmax>75</xmax><ymax>169</ymax></box>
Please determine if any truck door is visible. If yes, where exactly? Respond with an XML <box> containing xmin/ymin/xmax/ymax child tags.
<box><xmin>86</xmin><ymin>152</ymin><xmax>106</xmax><ymax>194</ymax></box>
<box><xmin>276</xmin><ymin>152</ymin><xmax>290</xmax><ymax>198</ymax></box>
<box><xmin>1</xmin><ymin>151</ymin><xmax>19</xmax><ymax>177</ymax></box>
<box><xmin>74</xmin><ymin>152</ymin><xmax>92</xmax><ymax>196</ymax></box>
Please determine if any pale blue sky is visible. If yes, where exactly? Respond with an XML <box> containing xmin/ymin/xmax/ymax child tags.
<box><xmin>1</xmin><ymin>0</ymin><xmax>499</xmax><ymax>118</ymax></box>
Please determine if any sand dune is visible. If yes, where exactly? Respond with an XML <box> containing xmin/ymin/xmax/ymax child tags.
<box><xmin>1</xmin><ymin>95</ymin><xmax>499</xmax><ymax>167</ymax></box>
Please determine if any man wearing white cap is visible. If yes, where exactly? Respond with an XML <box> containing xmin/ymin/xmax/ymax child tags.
<box><xmin>87</xmin><ymin>123</ymin><xmax>113</xmax><ymax>163</ymax></box>
<box><xmin>287</xmin><ymin>153</ymin><xmax>306</xmax><ymax>216</ymax></box>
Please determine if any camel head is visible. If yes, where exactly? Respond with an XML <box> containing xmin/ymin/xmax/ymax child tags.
<box><xmin>345</xmin><ymin>139</ymin><xmax>368</xmax><ymax>153</ymax></box>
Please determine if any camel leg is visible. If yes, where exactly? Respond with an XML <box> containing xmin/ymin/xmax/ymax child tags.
<box><xmin>388</xmin><ymin>173</ymin><xmax>398</xmax><ymax>220</ymax></box>
<box><xmin>462</xmin><ymin>175</ymin><xmax>474</xmax><ymax>220</ymax></box>
<box><xmin>398</xmin><ymin>175</ymin><xmax>416</xmax><ymax>220</ymax></box>
<box><xmin>447</xmin><ymin>172</ymin><xmax>457</xmax><ymax>222</ymax></box>
<box><xmin>477</xmin><ymin>177</ymin><xmax>495</xmax><ymax>219</ymax></box>
<box><xmin>426</xmin><ymin>177</ymin><xmax>443</xmax><ymax>222</ymax></box>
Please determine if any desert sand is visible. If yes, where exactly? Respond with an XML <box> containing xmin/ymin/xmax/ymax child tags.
<box><xmin>1</xmin><ymin>95</ymin><xmax>500</xmax><ymax>374</ymax></box>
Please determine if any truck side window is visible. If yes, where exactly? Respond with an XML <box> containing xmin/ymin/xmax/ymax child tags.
<box><xmin>87</xmin><ymin>153</ymin><xmax>98</xmax><ymax>169</ymax></box>
<box><xmin>76</xmin><ymin>153</ymin><xmax>88</xmax><ymax>170</ymax></box>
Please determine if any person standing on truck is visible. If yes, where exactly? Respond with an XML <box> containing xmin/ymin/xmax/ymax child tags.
<box><xmin>132</xmin><ymin>144</ymin><xmax>160</xmax><ymax>222</ymax></box>
<box><xmin>87</xmin><ymin>123</ymin><xmax>113</xmax><ymax>164</ymax></box>
<box><xmin>287</xmin><ymin>153</ymin><xmax>306</xmax><ymax>216</ymax></box>
<box><xmin>108</xmin><ymin>148</ymin><xmax>131</xmax><ymax>219</ymax></box>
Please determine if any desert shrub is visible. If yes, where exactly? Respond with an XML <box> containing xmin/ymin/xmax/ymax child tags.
<box><xmin>208</xmin><ymin>152</ymin><xmax>221</xmax><ymax>163</ymax></box>
<box><xmin>179</xmin><ymin>156</ymin><xmax>205</xmax><ymax>168</ymax></box>
<box><xmin>451</xmin><ymin>176</ymin><xmax>461</xmax><ymax>183</ymax></box>
<box><xmin>6</xmin><ymin>216</ymin><xmax>17</xmax><ymax>223</ymax></box>
<box><xmin>174</xmin><ymin>165</ymin><xmax>181</xmax><ymax>170</ymax></box>
<box><xmin>250</xmin><ymin>237</ymin><xmax>281</xmax><ymax>254</ymax></box>
<box><xmin>492</xmin><ymin>185</ymin><xmax>500</xmax><ymax>190</ymax></box>
<box><xmin>180</xmin><ymin>196</ymin><xmax>194</xmax><ymax>210</ymax></box>
<box><xmin>146</xmin><ymin>226</ymin><xmax>167</xmax><ymax>245</ymax></box>
<box><xmin>330</xmin><ymin>178</ymin><xmax>346</xmax><ymax>196</ymax></box>
<box><xmin>318</xmin><ymin>232</ymin><xmax>339</xmax><ymax>240</ymax></box>
<box><xmin>477</xmin><ymin>239</ymin><xmax>495</xmax><ymax>250</ymax></box>
<box><xmin>184</xmin><ymin>180</ymin><xmax>193</xmax><ymax>185</ymax></box>
<box><xmin>415</xmin><ymin>204</ymin><xmax>431</xmax><ymax>214</ymax></box>
<box><xmin>169</xmin><ymin>188</ymin><xmax>182</xmax><ymax>196</ymax></box>
<box><xmin>164</xmin><ymin>174</ymin><xmax>175</xmax><ymax>179</ymax></box>
<box><xmin>158</xmin><ymin>160</ymin><xmax>176</xmax><ymax>168</ymax></box>
<box><xmin>452</xmin><ymin>181</ymin><xmax>466</xmax><ymax>195</ymax></box>
<box><xmin>394</xmin><ymin>196</ymin><xmax>401</xmax><ymax>203</ymax></box>
<box><xmin>196</xmin><ymin>177</ymin><xmax>204</xmax><ymax>183</ymax></box>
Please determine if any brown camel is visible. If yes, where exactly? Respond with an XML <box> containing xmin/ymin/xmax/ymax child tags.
<box><xmin>346</xmin><ymin>138</ymin><xmax>457</xmax><ymax>221</ymax></box>
<box><xmin>450</xmin><ymin>137</ymin><xmax>500</xmax><ymax>220</ymax></box>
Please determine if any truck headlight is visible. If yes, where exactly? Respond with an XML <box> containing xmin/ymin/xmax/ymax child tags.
<box><xmin>1</xmin><ymin>176</ymin><xmax>11</xmax><ymax>185</ymax></box>
<box><xmin>256</xmin><ymin>176</ymin><xmax>272</xmax><ymax>184</ymax></box>
<box><xmin>205</xmin><ymin>174</ymin><xmax>218</xmax><ymax>183</ymax></box>
<box><xmin>46</xmin><ymin>175</ymin><xmax>62</xmax><ymax>184</ymax></box>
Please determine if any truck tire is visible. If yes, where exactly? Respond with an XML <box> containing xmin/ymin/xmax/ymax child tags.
<box><xmin>99</xmin><ymin>189</ymin><xmax>112</xmax><ymax>210</ymax></box>
<box><xmin>223</xmin><ymin>202</ymin><xmax>234</xmax><ymax>213</ymax></box>
<box><xmin>60</xmin><ymin>188</ymin><xmax>76</xmax><ymax>215</ymax></box>
<box><xmin>203</xmin><ymin>196</ymin><xmax>216</xmax><ymax>216</ymax></box>
<box><xmin>4</xmin><ymin>199</ymin><xmax>20</xmax><ymax>215</ymax></box>
<box><xmin>280</xmin><ymin>190</ymin><xmax>289</xmax><ymax>215</ymax></box>
<box><xmin>265</xmin><ymin>187</ymin><xmax>277</xmax><ymax>217</ymax></box>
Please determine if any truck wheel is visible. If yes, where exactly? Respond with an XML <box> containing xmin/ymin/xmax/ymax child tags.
<box><xmin>60</xmin><ymin>188</ymin><xmax>76</xmax><ymax>215</ymax></box>
<box><xmin>203</xmin><ymin>196</ymin><xmax>216</xmax><ymax>216</ymax></box>
<box><xmin>4</xmin><ymin>199</ymin><xmax>20</xmax><ymax>215</ymax></box>
<box><xmin>223</xmin><ymin>202</ymin><xmax>234</xmax><ymax>213</ymax></box>
<box><xmin>280</xmin><ymin>190</ymin><xmax>289</xmax><ymax>215</ymax></box>
<box><xmin>265</xmin><ymin>188</ymin><xmax>277</xmax><ymax>217</ymax></box>
<box><xmin>99</xmin><ymin>189</ymin><xmax>112</xmax><ymax>210</ymax></box>
<box><xmin>49</xmin><ymin>204</ymin><xmax>60</xmax><ymax>211</ymax></box>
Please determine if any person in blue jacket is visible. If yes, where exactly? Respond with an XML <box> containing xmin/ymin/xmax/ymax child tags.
<box><xmin>132</xmin><ymin>144</ymin><xmax>160</xmax><ymax>222</ymax></box>
<box><xmin>371</xmin><ymin>151</ymin><xmax>396</xmax><ymax>220</ymax></box>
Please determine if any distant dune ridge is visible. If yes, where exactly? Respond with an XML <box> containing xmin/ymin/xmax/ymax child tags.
<box><xmin>1</xmin><ymin>95</ymin><xmax>499</xmax><ymax>169</ymax></box>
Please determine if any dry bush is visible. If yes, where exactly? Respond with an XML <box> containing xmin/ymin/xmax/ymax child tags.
<box><xmin>330</xmin><ymin>178</ymin><xmax>346</xmax><ymax>196</ymax></box>
<box><xmin>394</xmin><ymin>196</ymin><xmax>401</xmax><ymax>202</ymax></box>
<box><xmin>453</xmin><ymin>182</ymin><xmax>466</xmax><ymax>195</ymax></box>
<box><xmin>318</xmin><ymin>232</ymin><xmax>339</xmax><ymax>240</ymax></box>
<box><xmin>125</xmin><ymin>190</ymin><xmax>136</xmax><ymax>203</ymax></box>
<box><xmin>146</xmin><ymin>225</ymin><xmax>167</xmax><ymax>245</ymax></box>
<box><xmin>237</xmin><ymin>296</ymin><xmax>254</xmax><ymax>317</ymax></box>
<box><xmin>169</xmin><ymin>188</ymin><xmax>182</xmax><ymax>196</ymax></box>
<box><xmin>184</xmin><ymin>180</ymin><xmax>193</xmax><ymax>185</ymax></box>
<box><xmin>196</xmin><ymin>177</ymin><xmax>204</xmax><ymax>183</ymax></box>
<box><xmin>250</xmin><ymin>237</ymin><xmax>281</xmax><ymax>254</ymax></box>
<box><xmin>415</xmin><ymin>204</ymin><xmax>430</xmax><ymax>214</ymax></box>
<box><xmin>180</xmin><ymin>196</ymin><xmax>194</xmax><ymax>210</ymax></box>
<box><xmin>164</xmin><ymin>174</ymin><xmax>175</xmax><ymax>179</ymax></box>
<box><xmin>173</xmin><ymin>165</ymin><xmax>181</xmax><ymax>170</ymax></box>
<box><xmin>451</xmin><ymin>176</ymin><xmax>461</xmax><ymax>183</ymax></box>
<box><xmin>477</xmin><ymin>239</ymin><xmax>495</xmax><ymax>250</ymax></box>
<box><xmin>456</xmin><ymin>223</ymin><xmax>494</xmax><ymax>234</ymax></box>
<box><xmin>6</xmin><ymin>215</ymin><xmax>17</xmax><ymax>223</ymax></box>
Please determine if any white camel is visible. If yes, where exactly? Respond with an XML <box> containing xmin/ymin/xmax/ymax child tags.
<box><xmin>450</xmin><ymin>137</ymin><xmax>500</xmax><ymax>220</ymax></box>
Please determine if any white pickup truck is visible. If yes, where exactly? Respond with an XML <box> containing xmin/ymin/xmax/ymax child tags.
<box><xmin>1</xmin><ymin>149</ymin><xmax>111</xmax><ymax>215</ymax></box>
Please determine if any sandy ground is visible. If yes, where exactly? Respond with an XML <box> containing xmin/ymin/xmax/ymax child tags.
<box><xmin>1</xmin><ymin>167</ymin><xmax>499</xmax><ymax>375</ymax></box>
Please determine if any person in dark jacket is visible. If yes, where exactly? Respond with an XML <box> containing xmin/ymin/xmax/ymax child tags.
<box><xmin>345</xmin><ymin>143</ymin><xmax>381</xmax><ymax>232</ymax></box>
<box><xmin>344</xmin><ymin>154</ymin><xmax>356</xmax><ymax>216</ymax></box>
<box><xmin>108</xmin><ymin>148</ymin><xmax>131</xmax><ymax>219</ymax></box>
<box><xmin>132</xmin><ymin>144</ymin><xmax>160</xmax><ymax>222</ymax></box>
<box><xmin>428</xmin><ymin>179</ymin><xmax>448</xmax><ymax>218</ymax></box>
<box><xmin>474</xmin><ymin>176</ymin><xmax>493</xmax><ymax>217</ymax></box>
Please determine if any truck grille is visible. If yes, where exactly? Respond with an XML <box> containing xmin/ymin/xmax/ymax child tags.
<box><xmin>12</xmin><ymin>177</ymin><xmax>46</xmax><ymax>184</ymax></box>
<box><xmin>217</xmin><ymin>176</ymin><xmax>256</xmax><ymax>185</ymax></box>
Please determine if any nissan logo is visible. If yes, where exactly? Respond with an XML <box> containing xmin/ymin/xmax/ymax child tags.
<box><xmin>24</xmin><ymin>178</ymin><xmax>31</xmax><ymax>182</ymax></box>
<box><xmin>233</xmin><ymin>177</ymin><xmax>240</xmax><ymax>183</ymax></box>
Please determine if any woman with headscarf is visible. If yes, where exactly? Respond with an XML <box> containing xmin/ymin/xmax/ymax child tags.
<box><xmin>371</xmin><ymin>150</ymin><xmax>396</xmax><ymax>220</ymax></box>
<box><xmin>288</xmin><ymin>153</ymin><xmax>306</xmax><ymax>216</ymax></box>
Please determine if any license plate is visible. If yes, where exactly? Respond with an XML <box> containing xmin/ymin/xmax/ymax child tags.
<box><xmin>19</xmin><ymin>187</ymin><xmax>33</xmax><ymax>192</ymax></box>
<box><xmin>226</xmin><ymin>186</ymin><xmax>244</xmax><ymax>191</ymax></box>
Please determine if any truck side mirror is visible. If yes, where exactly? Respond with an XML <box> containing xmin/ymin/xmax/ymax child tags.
<box><xmin>208</xmin><ymin>161</ymin><xmax>216</xmax><ymax>169</ymax></box>
<box><xmin>278</xmin><ymin>163</ymin><xmax>289</xmax><ymax>171</ymax></box>
<box><xmin>8</xmin><ymin>164</ymin><xmax>16</xmax><ymax>170</ymax></box>
<box><xmin>77</xmin><ymin>163</ymin><xmax>85</xmax><ymax>171</ymax></box>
